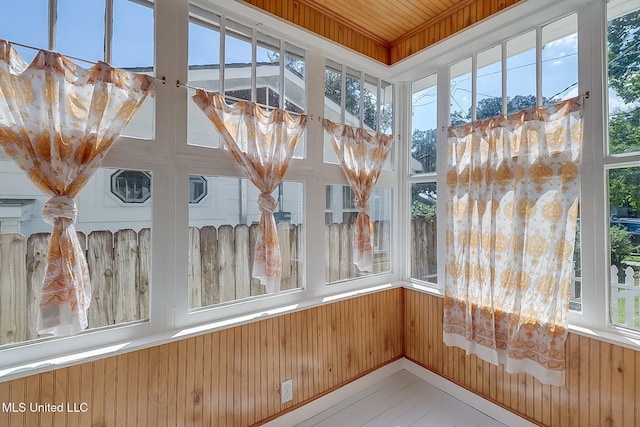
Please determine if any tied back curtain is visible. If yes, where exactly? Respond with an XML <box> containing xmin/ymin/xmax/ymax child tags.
<box><xmin>0</xmin><ymin>40</ymin><xmax>155</xmax><ymax>336</ymax></box>
<box><xmin>192</xmin><ymin>90</ymin><xmax>307</xmax><ymax>293</ymax></box>
<box><xmin>443</xmin><ymin>97</ymin><xmax>583</xmax><ymax>386</ymax></box>
<box><xmin>323</xmin><ymin>119</ymin><xmax>394</xmax><ymax>271</ymax></box>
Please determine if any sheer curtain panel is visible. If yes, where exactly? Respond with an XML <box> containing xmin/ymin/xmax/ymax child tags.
<box><xmin>443</xmin><ymin>97</ymin><xmax>583</xmax><ymax>385</ymax></box>
<box><xmin>192</xmin><ymin>90</ymin><xmax>307</xmax><ymax>293</ymax></box>
<box><xmin>0</xmin><ymin>40</ymin><xmax>154</xmax><ymax>336</ymax></box>
<box><xmin>323</xmin><ymin>119</ymin><xmax>394</xmax><ymax>271</ymax></box>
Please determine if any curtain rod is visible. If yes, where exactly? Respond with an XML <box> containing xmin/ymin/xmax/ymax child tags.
<box><xmin>3</xmin><ymin>39</ymin><xmax>166</xmax><ymax>85</ymax></box>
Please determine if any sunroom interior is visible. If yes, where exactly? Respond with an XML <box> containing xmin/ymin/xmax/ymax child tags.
<box><xmin>0</xmin><ymin>0</ymin><xmax>639</xmax><ymax>426</ymax></box>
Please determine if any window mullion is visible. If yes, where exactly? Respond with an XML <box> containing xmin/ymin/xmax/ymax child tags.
<box><xmin>49</xmin><ymin>0</ymin><xmax>57</xmax><ymax>50</ymax></box>
<box><xmin>471</xmin><ymin>54</ymin><xmax>477</xmax><ymax>121</ymax></box>
<box><xmin>104</xmin><ymin>0</ymin><xmax>113</xmax><ymax>63</ymax></box>
<box><xmin>536</xmin><ymin>26</ymin><xmax>542</xmax><ymax>106</ymax></box>
<box><xmin>220</xmin><ymin>16</ymin><xmax>226</xmax><ymax>94</ymax></box>
<box><xmin>251</xmin><ymin>27</ymin><xmax>257</xmax><ymax>103</ymax></box>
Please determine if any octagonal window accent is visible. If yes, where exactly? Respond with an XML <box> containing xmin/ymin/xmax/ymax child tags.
<box><xmin>111</xmin><ymin>170</ymin><xmax>151</xmax><ymax>203</ymax></box>
<box><xmin>189</xmin><ymin>176</ymin><xmax>207</xmax><ymax>204</ymax></box>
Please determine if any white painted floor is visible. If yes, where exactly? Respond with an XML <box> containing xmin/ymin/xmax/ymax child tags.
<box><xmin>295</xmin><ymin>370</ymin><xmax>507</xmax><ymax>427</ymax></box>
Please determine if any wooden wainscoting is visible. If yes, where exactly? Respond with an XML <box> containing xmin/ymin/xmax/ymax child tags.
<box><xmin>0</xmin><ymin>289</ymin><xmax>403</xmax><ymax>427</ymax></box>
<box><xmin>405</xmin><ymin>289</ymin><xmax>640</xmax><ymax>427</ymax></box>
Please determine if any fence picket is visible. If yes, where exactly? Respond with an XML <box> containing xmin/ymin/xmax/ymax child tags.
<box><xmin>114</xmin><ymin>229</ymin><xmax>139</xmax><ymax>323</ymax></box>
<box><xmin>87</xmin><ymin>230</ymin><xmax>115</xmax><ymax>328</ymax></box>
<box><xmin>235</xmin><ymin>224</ymin><xmax>251</xmax><ymax>299</ymax></box>
<box><xmin>0</xmin><ymin>233</ymin><xmax>27</xmax><ymax>344</ymax></box>
<box><xmin>25</xmin><ymin>233</ymin><xmax>49</xmax><ymax>339</ymax></box>
<box><xmin>138</xmin><ymin>228</ymin><xmax>151</xmax><ymax>320</ymax></box>
<box><xmin>278</xmin><ymin>222</ymin><xmax>292</xmax><ymax>290</ymax></box>
<box><xmin>218</xmin><ymin>225</ymin><xmax>236</xmax><ymax>302</ymax></box>
<box><xmin>188</xmin><ymin>227</ymin><xmax>202</xmax><ymax>308</ymax></box>
<box><xmin>200</xmin><ymin>226</ymin><xmax>220</xmax><ymax>305</ymax></box>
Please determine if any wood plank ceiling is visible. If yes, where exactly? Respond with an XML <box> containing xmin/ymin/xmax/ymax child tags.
<box><xmin>240</xmin><ymin>0</ymin><xmax>524</xmax><ymax>64</ymax></box>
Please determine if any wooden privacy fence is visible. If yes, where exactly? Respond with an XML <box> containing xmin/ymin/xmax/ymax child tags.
<box><xmin>1</xmin><ymin>220</ymin><xmax>410</xmax><ymax>345</ymax></box>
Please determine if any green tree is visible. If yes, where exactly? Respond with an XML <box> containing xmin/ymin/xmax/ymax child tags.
<box><xmin>608</xmin><ymin>9</ymin><xmax>640</xmax><ymax>104</ymax></box>
<box><xmin>411</xmin><ymin>129</ymin><xmax>437</xmax><ymax>173</ymax></box>
<box><xmin>324</xmin><ymin>70</ymin><xmax>392</xmax><ymax>131</ymax></box>
<box><xmin>607</xmin><ymin>9</ymin><xmax>640</xmax><ymax>212</ymax></box>
<box><xmin>451</xmin><ymin>94</ymin><xmax>541</xmax><ymax>124</ymax></box>
<box><xmin>610</xmin><ymin>226</ymin><xmax>635</xmax><ymax>267</ymax></box>
<box><xmin>411</xmin><ymin>200</ymin><xmax>436</xmax><ymax>221</ymax></box>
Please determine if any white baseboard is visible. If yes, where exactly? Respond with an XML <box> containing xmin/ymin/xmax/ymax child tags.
<box><xmin>263</xmin><ymin>357</ymin><xmax>536</xmax><ymax>427</ymax></box>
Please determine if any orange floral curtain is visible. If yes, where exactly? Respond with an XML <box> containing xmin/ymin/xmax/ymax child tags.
<box><xmin>0</xmin><ymin>40</ymin><xmax>154</xmax><ymax>336</ymax></box>
<box><xmin>323</xmin><ymin>119</ymin><xmax>394</xmax><ymax>271</ymax></box>
<box><xmin>444</xmin><ymin>97</ymin><xmax>583</xmax><ymax>385</ymax></box>
<box><xmin>192</xmin><ymin>90</ymin><xmax>307</xmax><ymax>293</ymax></box>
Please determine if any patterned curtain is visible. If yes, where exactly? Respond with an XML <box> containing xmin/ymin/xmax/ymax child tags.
<box><xmin>323</xmin><ymin>119</ymin><xmax>394</xmax><ymax>271</ymax></box>
<box><xmin>0</xmin><ymin>40</ymin><xmax>155</xmax><ymax>336</ymax></box>
<box><xmin>443</xmin><ymin>97</ymin><xmax>583</xmax><ymax>385</ymax></box>
<box><xmin>192</xmin><ymin>90</ymin><xmax>307</xmax><ymax>293</ymax></box>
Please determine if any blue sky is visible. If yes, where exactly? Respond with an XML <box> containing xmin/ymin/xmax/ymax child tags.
<box><xmin>0</xmin><ymin>0</ymin><xmax>260</xmax><ymax>68</ymax></box>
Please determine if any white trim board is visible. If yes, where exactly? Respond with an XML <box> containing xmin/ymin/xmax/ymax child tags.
<box><xmin>263</xmin><ymin>358</ymin><xmax>536</xmax><ymax>427</ymax></box>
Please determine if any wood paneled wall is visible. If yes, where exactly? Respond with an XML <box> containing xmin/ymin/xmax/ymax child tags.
<box><xmin>405</xmin><ymin>289</ymin><xmax>640</xmax><ymax>427</ymax></box>
<box><xmin>241</xmin><ymin>0</ymin><xmax>522</xmax><ymax>64</ymax></box>
<box><xmin>0</xmin><ymin>289</ymin><xmax>403</xmax><ymax>427</ymax></box>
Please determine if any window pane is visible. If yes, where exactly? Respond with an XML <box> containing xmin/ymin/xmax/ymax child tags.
<box><xmin>608</xmin><ymin>167</ymin><xmax>640</xmax><ymax>330</ymax></box>
<box><xmin>113</xmin><ymin>0</ymin><xmax>155</xmax><ymax>139</ymax></box>
<box><xmin>476</xmin><ymin>45</ymin><xmax>502</xmax><ymax>120</ymax></box>
<box><xmin>188</xmin><ymin>177</ymin><xmax>303</xmax><ymax>309</ymax></box>
<box><xmin>411</xmin><ymin>182</ymin><xmax>437</xmax><ymax>284</ymax></box>
<box><xmin>325</xmin><ymin>185</ymin><xmax>392</xmax><ymax>283</ymax></box>
<box><xmin>570</xmin><ymin>214</ymin><xmax>582</xmax><ymax>311</ymax></box>
<box><xmin>380</xmin><ymin>80</ymin><xmax>393</xmax><ymax>135</ymax></box>
<box><xmin>607</xmin><ymin>0</ymin><xmax>640</xmax><ymax>155</ymax></box>
<box><xmin>450</xmin><ymin>58</ymin><xmax>472</xmax><ymax>124</ymax></box>
<box><xmin>284</xmin><ymin>45</ymin><xmax>306</xmax><ymax>114</ymax></box>
<box><xmin>57</xmin><ymin>0</ymin><xmax>105</xmax><ymax>64</ymax></box>
<box><xmin>188</xmin><ymin>19</ymin><xmax>222</xmax><ymax>148</ymax></box>
<box><xmin>0</xmin><ymin>160</ymin><xmax>152</xmax><ymax>347</ymax></box>
<box><xmin>224</xmin><ymin>22</ymin><xmax>252</xmax><ymax>102</ymax></box>
<box><xmin>506</xmin><ymin>30</ymin><xmax>537</xmax><ymax>114</ymax></box>
<box><xmin>324</xmin><ymin>65</ymin><xmax>342</xmax><ymax>164</ymax></box>
<box><xmin>0</xmin><ymin>0</ymin><xmax>48</xmax><ymax>62</ymax></box>
<box><xmin>542</xmin><ymin>14</ymin><xmax>578</xmax><ymax>105</ymax></box>
<box><xmin>345</xmin><ymin>70</ymin><xmax>361</xmax><ymax>127</ymax></box>
<box><xmin>285</xmin><ymin>44</ymin><xmax>306</xmax><ymax>158</ymax></box>
<box><xmin>363</xmin><ymin>74</ymin><xmax>378</xmax><ymax>131</ymax></box>
<box><xmin>256</xmin><ymin>32</ymin><xmax>280</xmax><ymax>109</ymax></box>
<box><xmin>411</xmin><ymin>74</ymin><xmax>437</xmax><ymax>175</ymax></box>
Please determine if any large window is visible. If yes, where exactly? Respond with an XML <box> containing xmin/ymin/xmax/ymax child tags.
<box><xmin>0</xmin><ymin>0</ymin><xmax>155</xmax><ymax>140</ymax></box>
<box><xmin>410</xmin><ymin>74</ymin><xmax>438</xmax><ymax>285</ymax></box>
<box><xmin>324</xmin><ymin>185</ymin><xmax>392</xmax><ymax>283</ymax></box>
<box><xmin>0</xmin><ymin>161</ymin><xmax>152</xmax><ymax>347</ymax></box>
<box><xmin>323</xmin><ymin>60</ymin><xmax>394</xmax><ymax>164</ymax></box>
<box><xmin>187</xmin><ymin>12</ymin><xmax>306</xmax><ymax>152</ymax></box>
<box><xmin>446</xmin><ymin>14</ymin><xmax>582</xmax><ymax>308</ymax></box>
<box><xmin>188</xmin><ymin>177</ymin><xmax>304</xmax><ymax>308</ymax></box>
<box><xmin>606</xmin><ymin>0</ymin><xmax>640</xmax><ymax>331</ymax></box>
